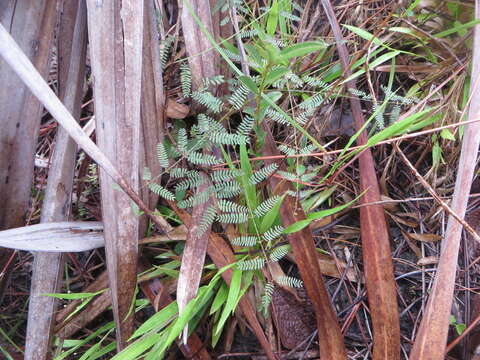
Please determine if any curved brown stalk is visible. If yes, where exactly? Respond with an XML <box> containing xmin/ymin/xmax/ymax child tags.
<box><xmin>320</xmin><ymin>1</ymin><xmax>400</xmax><ymax>358</ymax></box>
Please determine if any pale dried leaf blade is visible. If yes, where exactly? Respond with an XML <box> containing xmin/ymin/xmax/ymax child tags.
<box><xmin>176</xmin><ymin>176</ymin><xmax>214</xmax><ymax>343</ymax></box>
<box><xmin>85</xmin><ymin>0</ymin><xmax>144</xmax><ymax>348</ymax></box>
<box><xmin>409</xmin><ymin>8</ymin><xmax>480</xmax><ymax>357</ymax></box>
<box><xmin>0</xmin><ymin>222</ymin><xmax>104</xmax><ymax>252</ymax></box>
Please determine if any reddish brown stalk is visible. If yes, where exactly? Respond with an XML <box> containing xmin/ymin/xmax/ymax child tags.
<box><xmin>320</xmin><ymin>1</ymin><xmax>400</xmax><ymax>358</ymax></box>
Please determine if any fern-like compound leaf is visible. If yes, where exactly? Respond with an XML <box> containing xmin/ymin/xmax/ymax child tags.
<box><xmin>279</xmin><ymin>11</ymin><xmax>301</xmax><ymax>21</ymax></box>
<box><xmin>142</xmin><ymin>167</ymin><xmax>152</xmax><ymax>181</ymax></box>
<box><xmin>295</xmin><ymin>111</ymin><xmax>313</xmax><ymax>125</ymax></box>
<box><xmin>187</xmin><ymin>152</ymin><xmax>220</xmax><ymax>166</ymax></box>
<box><xmin>269</xmin><ymin>245</ymin><xmax>290</xmax><ymax>262</ymax></box>
<box><xmin>277</xmin><ymin>170</ymin><xmax>298</xmax><ymax>181</ymax></box>
<box><xmin>198</xmin><ymin>114</ymin><xmax>226</xmax><ymax>133</ymax></box>
<box><xmin>191</xmin><ymin>91</ymin><xmax>223</xmax><ymax>113</ymax></box>
<box><xmin>249</xmin><ymin>163</ymin><xmax>279</xmax><ymax>185</ymax></box>
<box><xmin>202</xmin><ymin>75</ymin><xmax>225</xmax><ymax>88</ymax></box>
<box><xmin>198</xmin><ymin>205</ymin><xmax>217</xmax><ymax>236</ymax></box>
<box><xmin>231</xmin><ymin>236</ymin><xmax>258</xmax><ymax>247</ymax></box>
<box><xmin>253</xmin><ymin>195</ymin><xmax>282</xmax><ymax>218</ymax></box>
<box><xmin>240</xmin><ymin>29</ymin><xmax>259</xmax><ymax>38</ymax></box>
<box><xmin>216</xmin><ymin>212</ymin><xmax>248</xmax><ymax>224</ymax></box>
<box><xmin>215</xmin><ymin>181</ymin><xmax>242</xmax><ymax>198</ymax></box>
<box><xmin>156</xmin><ymin>142</ymin><xmax>170</xmax><ymax>168</ymax></box>
<box><xmin>266</xmin><ymin>108</ymin><xmax>290</xmax><ymax>125</ymax></box>
<box><xmin>237</xmin><ymin>257</ymin><xmax>265</xmax><ymax>271</ymax></box>
<box><xmin>208</xmin><ymin>132</ymin><xmax>248</xmax><ymax>146</ymax></box>
<box><xmin>285</xmin><ymin>71</ymin><xmax>303</xmax><ymax>86</ymax></box>
<box><xmin>278</xmin><ymin>144</ymin><xmax>296</xmax><ymax>156</ymax></box>
<box><xmin>178</xmin><ymin>187</ymin><xmax>213</xmax><ymax>209</ymax></box>
<box><xmin>159</xmin><ymin>35</ymin><xmax>175</xmax><ymax>70</ymax></box>
<box><xmin>228</xmin><ymin>82</ymin><xmax>250</xmax><ymax>109</ymax></box>
<box><xmin>210</xmin><ymin>169</ymin><xmax>242</xmax><ymax>183</ymax></box>
<box><xmin>177</xmin><ymin>128</ymin><xmax>188</xmax><ymax>154</ymax></box>
<box><xmin>260</xmin><ymin>282</ymin><xmax>275</xmax><ymax>316</ymax></box>
<box><xmin>263</xmin><ymin>225</ymin><xmax>285</xmax><ymax>243</ymax></box>
<box><xmin>299</xmin><ymin>93</ymin><xmax>326</xmax><ymax>110</ymax></box>
<box><xmin>235</xmin><ymin>115</ymin><xmax>254</xmax><ymax>137</ymax></box>
<box><xmin>276</xmin><ymin>275</ymin><xmax>303</xmax><ymax>288</ymax></box>
<box><xmin>372</xmin><ymin>103</ymin><xmax>385</xmax><ymax>129</ymax></box>
<box><xmin>218</xmin><ymin>199</ymin><xmax>248</xmax><ymax>213</ymax></box>
<box><xmin>223</xmin><ymin>48</ymin><xmax>242</xmax><ymax>62</ymax></box>
<box><xmin>148</xmin><ymin>183</ymin><xmax>175</xmax><ymax>201</ymax></box>
<box><xmin>302</xmin><ymin>75</ymin><xmax>328</xmax><ymax>88</ymax></box>
<box><xmin>180</xmin><ymin>62</ymin><xmax>191</xmax><ymax>97</ymax></box>
<box><xmin>220</xmin><ymin>15</ymin><xmax>230</xmax><ymax>26</ymax></box>
<box><xmin>170</xmin><ymin>167</ymin><xmax>189</xmax><ymax>179</ymax></box>
<box><xmin>299</xmin><ymin>143</ymin><xmax>317</xmax><ymax>155</ymax></box>
<box><xmin>174</xmin><ymin>175</ymin><xmax>206</xmax><ymax>192</ymax></box>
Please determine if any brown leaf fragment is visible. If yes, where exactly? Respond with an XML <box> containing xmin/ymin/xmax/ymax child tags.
<box><xmin>401</xmin><ymin>231</ymin><xmax>422</xmax><ymax>259</ymax></box>
<box><xmin>380</xmin><ymin>195</ymin><xmax>398</xmax><ymax>212</ymax></box>
<box><xmin>166</xmin><ymin>99</ymin><xmax>190</xmax><ymax>119</ymax></box>
<box><xmin>388</xmin><ymin>212</ymin><xmax>419</xmax><ymax>227</ymax></box>
<box><xmin>417</xmin><ymin>256</ymin><xmax>439</xmax><ymax>266</ymax></box>
<box><xmin>317</xmin><ymin>253</ymin><xmax>363</xmax><ymax>283</ymax></box>
<box><xmin>408</xmin><ymin>233</ymin><xmax>443</xmax><ymax>242</ymax></box>
<box><xmin>272</xmin><ymin>286</ymin><xmax>316</xmax><ymax>350</ymax></box>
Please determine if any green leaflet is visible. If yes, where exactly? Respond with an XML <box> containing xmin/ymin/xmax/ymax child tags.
<box><xmin>278</xmin><ymin>41</ymin><xmax>327</xmax><ymax>63</ymax></box>
<box><xmin>283</xmin><ymin>193</ymin><xmax>363</xmax><ymax>234</ymax></box>
<box><xmin>214</xmin><ymin>268</ymin><xmax>242</xmax><ymax>336</ymax></box>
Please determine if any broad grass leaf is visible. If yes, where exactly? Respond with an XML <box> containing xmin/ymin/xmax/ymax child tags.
<box><xmin>279</xmin><ymin>41</ymin><xmax>327</xmax><ymax>62</ymax></box>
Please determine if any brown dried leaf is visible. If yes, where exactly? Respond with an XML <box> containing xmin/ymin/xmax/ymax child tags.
<box><xmin>408</xmin><ymin>233</ymin><xmax>443</xmax><ymax>242</ymax></box>
<box><xmin>166</xmin><ymin>99</ymin><xmax>189</xmax><ymax>119</ymax></box>
<box><xmin>272</xmin><ymin>287</ymin><xmax>316</xmax><ymax>350</ymax></box>
<box><xmin>401</xmin><ymin>231</ymin><xmax>422</xmax><ymax>259</ymax></box>
<box><xmin>388</xmin><ymin>212</ymin><xmax>419</xmax><ymax>227</ymax></box>
<box><xmin>317</xmin><ymin>253</ymin><xmax>362</xmax><ymax>283</ymax></box>
<box><xmin>380</xmin><ymin>195</ymin><xmax>398</xmax><ymax>212</ymax></box>
<box><xmin>417</xmin><ymin>256</ymin><xmax>439</xmax><ymax>266</ymax></box>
